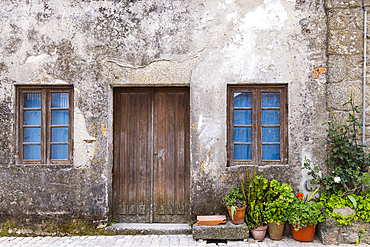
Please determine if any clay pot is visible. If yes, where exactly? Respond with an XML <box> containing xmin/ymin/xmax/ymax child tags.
<box><xmin>268</xmin><ymin>221</ymin><xmax>285</xmax><ymax>240</ymax></box>
<box><xmin>290</xmin><ymin>224</ymin><xmax>316</xmax><ymax>242</ymax></box>
<box><xmin>227</xmin><ymin>205</ymin><xmax>246</xmax><ymax>224</ymax></box>
<box><xmin>251</xmin><ymin>225</ymin><xmax>268</xmax><ymax>241</ymax></box>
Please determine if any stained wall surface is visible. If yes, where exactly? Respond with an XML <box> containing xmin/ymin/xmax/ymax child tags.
<box><xmin>0</xmin><ymin>0</ymin><xmax>329</xmax><ymax>224</ymax></box>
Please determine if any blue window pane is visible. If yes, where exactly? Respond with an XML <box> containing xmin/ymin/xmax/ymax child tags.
<box><xmin>24</xmin><ymin>128</ymin><xmax>41</xmax><ymax>143</ymax></box>
<box><xmin>52</xmin><ymin>127</ymin><xmax>69</xmax><ymax>142</ymax></box>
<box><xmin>262</xmin><ymin>110</ymin><xmax>279</xmax><ymax>125</ymax></box>
<box><xmin>234</xmin><ymin>110</ymin><xmax>252</xmax><ymax>125</ymax></box>
<box><xmin>234</xmin><ymin>145</ymin><xmax>251</xmax><ymax>160</ymax></box>
<box><xmin>24</xmin><ymin>111</ymin><xmax>41</xmax><ymax>125</ymax></box>
<box><xmin>24</xmin><ymin>93</ymin><xmax>41</xmax><ymax>108</ymax></box>
<box><xmin>24</xmin><ymin>145</ymin><xmax>41</xmax><ymax>160</ymax></box>
<box><xmin>234</xmin><ymin>93</ymin><xmax>252</xmax><ymax>107</ymax></box>
<box><xmin>51</xmin><ymin>144</ymin><xmax>68</xmax><ymax>160</ymax></box>
<box><xmin>52</xmin><ymin>110</ymin><xmax>69</xmax><ymax>125</ymax></box>
<box><xmin>52</xmin><ymin>93</ymin><xmax>69</xmax><ymax>108</ymax></box>
<box><xmin>262</xmin><ymin>145</ymin><xmax>280</xmax><ymax>160</ymax></box>
<box><xmin>234</xmin><ymin>127</ymin><xmax>251</xmax><ymax>142</ymax></box>
<box><xmin>262</xmin><ymin>127</ymin><xmax>280</xmax><ymax>143</ymax></box>
<box><xmin>262</xmin><ymin>93</ymin><xmax>280</xmax><ymax>107</ymax></box>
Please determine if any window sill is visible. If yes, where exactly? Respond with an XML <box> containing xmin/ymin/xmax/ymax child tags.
<box><xmin>227</xmin><ymin>162</ymin><xmax>289</xmax><ymax>170</ymax></box>
<box><xmin>15</xmin><ymin>163</ymin><xmax>74</xmax><ymax>168</ymax></box>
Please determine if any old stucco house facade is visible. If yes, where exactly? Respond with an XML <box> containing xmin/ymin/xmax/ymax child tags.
<box><xmin>0</xmin><ymin>0</ymin><xmax>367</xmax><ymax>226</ymax></box>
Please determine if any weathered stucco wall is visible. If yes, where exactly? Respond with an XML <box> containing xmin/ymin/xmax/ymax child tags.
<box><xmin>189</xmin><ymin>0</ymin><xmax>328</xmax><ymax>217</ymax></box>
<box><xmin>0</xmin><ymin>0</ymin><xmax>328</xmax><ymax>225</ymax></box>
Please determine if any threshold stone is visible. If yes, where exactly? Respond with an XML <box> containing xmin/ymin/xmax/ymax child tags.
<box><xmin>106</xmin><ymin>223</ymin><xmax>191</xmax><ymax>235</ymax></box>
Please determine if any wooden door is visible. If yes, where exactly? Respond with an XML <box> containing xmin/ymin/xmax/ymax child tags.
<box><xmin>113</xmin><ymin>87</ymin><xmax>190</xmax><ymax>223</ymax></box>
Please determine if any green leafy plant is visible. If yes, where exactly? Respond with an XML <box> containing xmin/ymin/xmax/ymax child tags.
<box><xmin>318</xmin><ymin>191</ymin><xmax>358</xmax><ymax>225</ymax></box>
<box><xmin>264</xmin><ymin>180</ymin><xmax>295</xmax><ymax>224</ymax></box>
<box><xmin>239</xmin><ymin>167</ymin><xmax>270</xmax><ymax>228</ymax></box>
<box><xmin>309</xmin><ymin>93</ymin><xmax>370</xmax><ymax>195</ymax></box>
<box><xmin>318</xmin><ymin>191</ymin><xmax>370</xmax><ymax>225</ymax></box>
<box><xmin>301</xmin><ymin>94</ymin><xmax>370</xmax><ymax>226</ymax></box>
<box><xmin>223</xmin><ymin>181</ymin><xmax>246</xmax><ymax>220</ymax></box>
<box><xmin>356</xmin><ymin>229</ymin><xmax>367</xmax><ymax>245</ymax></box>
<box><xmin>287</xmin><ymin>191</ymin><xmax>326</xmax><ymax>231</ymax></box>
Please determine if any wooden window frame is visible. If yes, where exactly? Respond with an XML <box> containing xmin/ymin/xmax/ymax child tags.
<box><xmin>227</xmin><ymin>85</ymin><xmax>287</xmax><ymax>166</ymax></box>
<box><xmin>15</xmin><ymin>86</ymin><xmax>73</xmax><ymax>165</ymax></box>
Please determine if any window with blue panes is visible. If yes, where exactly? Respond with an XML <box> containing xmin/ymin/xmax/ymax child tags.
<box><xmin>17</xmin><ymin>87</ymin><xmax>73</xmax><ymax>164</ymax></box>
<box><xmin>228</xmin><ymin>85</ymin><xmax>287</xmax><ymax>166</ymax></box>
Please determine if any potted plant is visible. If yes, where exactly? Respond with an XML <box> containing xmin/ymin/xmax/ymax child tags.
<box><xmin>223</xmin><ymin>179</ymin><xmax>247</xmax><ymax>225</ymax></box>
<box><xmin>264</xmin><ymin>180</ymin><xmax>295</xmax><ymax>240</ymax></box>
<box><xmin>239</xmin><ymin>168</ymin><xmax>270</xmax><ymax>241</ymax></box>
<box><xmin>287</xmin><ymin>189</ymin><xmax>326</xmax><ymax>242</ymax></box>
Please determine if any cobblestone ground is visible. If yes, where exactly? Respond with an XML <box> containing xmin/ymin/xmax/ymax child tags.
<box><xmin>0</xmin><ymin>235</ymin><xmax>368</xmax><ymax>247</ymax></box>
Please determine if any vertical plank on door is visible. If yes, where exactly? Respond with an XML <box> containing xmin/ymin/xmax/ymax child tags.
<box><xmin>155</xmin><ymin>92</ymin><xmax>165</xmax><ymax>215</ymax></box>
<box><xmin>175</xmin><ymin>92</ymin><xmax>185</xmax><ymax>215</ymax></box>
<box><xmin>128</xmin><ymin>93</ymin><xmax>137</xmax><ymax>215</ymax></box>
<box><xmin>137</xmin><ymin>93</ymin><xmax>148</xmax><ymax>215</ymax></box>
<box><xmin>112</xmin><ymin>91</ymin><xmax>121</xmax><ymax>219</ymax></box>
<box><xmin>166</xmin><ymin>93</ymin><xmax>175</xmax><ymax>215</ymax></box>
<box><xmin>120</xmin><ymin>92</ymin><xmax>129</xmax><ymax>215</ymax></box>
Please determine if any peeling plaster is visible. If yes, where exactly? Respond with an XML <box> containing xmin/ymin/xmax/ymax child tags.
<box><xmin>74</xmin><ymin>108</ymin><xmax>96</xmax><ymax>169</ymax></box>
<box><xmin>220</xmin><ymin>0</ymin><xmax>290</xmax><ymax>79</ymax></box>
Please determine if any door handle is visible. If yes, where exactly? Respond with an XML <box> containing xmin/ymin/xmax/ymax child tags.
<box><xmin>158</xmin><ymin>150</ymin><xmax>164</xmax><ymax>159</ymax></box>
<box><xmin>154</xmin><ymin>150</ymin><xmax>165</xmax><ymax>159</ymax></box>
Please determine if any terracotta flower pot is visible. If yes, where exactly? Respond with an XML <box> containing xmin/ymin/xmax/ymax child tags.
<box><xmin>290</xmin><ymin>224</ymin><xmax>316</xmax><ymax>242</ymax></box>
<box><xmin>268</xmin><ymin>221</ymin><xmax>285</xmax><ymax>240</ymax></box>
<box><xmin>251</xmin><ymin>225</ymin><xmax>268</xmax><ymax>241</ymax></box>
<box><xmin>227</xmin><ymin>205</ymin><xmax>246</xmax><ymax>224</ymax></box>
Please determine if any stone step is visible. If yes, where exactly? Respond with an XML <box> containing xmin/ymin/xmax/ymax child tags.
<box><xmin>106</xmin><ymin>223</ymin><xmax>192</xmax><ymax>235</ymax></box>
<box><xmin>192</xmin><ymin>222</ymin><xmax>249</xmax><ymax>240</ymax></box>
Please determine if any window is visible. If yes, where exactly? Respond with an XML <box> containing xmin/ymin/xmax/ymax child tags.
<box><xmin>228</xmin><ymin>85</ymin><xmax>287</xmax><ymax>166</ymax></box>
<box><xmin>16</xmin><ymin>86</ymin><xmax>73</xmax><ymax>164</ymax></box>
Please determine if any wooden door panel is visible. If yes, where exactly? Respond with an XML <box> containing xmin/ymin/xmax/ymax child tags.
<box><xmin>113</xmin><ymin>89</ymin><xmax>152</xmax><ymax>223</ymax></box>
<box><xmin>153</xmin><ymin>88</ymin><xmax>190</xmax><ymax>223</ymax></box>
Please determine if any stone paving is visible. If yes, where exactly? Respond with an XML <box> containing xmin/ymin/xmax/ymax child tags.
<box><xmin>0</xmin><ymin>235</ymin><xmax>369</xmax><ymax>247</ymax></box>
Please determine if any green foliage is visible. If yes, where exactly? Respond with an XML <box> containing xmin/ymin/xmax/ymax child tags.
<box><xmin>356</xmin><ymin>229</ymin><xmax>367</xmax><ymax>245</ymax></box>
<box><xmin>321</xmin><ymin>94</ymin><xmax>370</xmax><ymax>195</ymax></box>
<box><xmin>239</xmin><ymin>167</ymin><xmax>270</xmax><ymax>228</ymax></box>
<box><xmin>0</xmin><ymin>220</ymin><xmax>18</xmax><ymax>237</ymax></box>
<box><xmin>318</xmin><ymin>192</ymin><xmax>358</xmax><ymax>225</ymax></box>
<box><xmin>223</xmin><ymin>182</ymin><xmax>246</xmax><ymax>220</ymax></box>
<box><xmin>303</xmin><ymin>94</ymin><xmax>370</xmax><ymax>196</ymax></box>
<box><xmin>264</xmin><ymin>180</ymin><xmax>295</xmax><ymax>224</ymax></box>
<box><xmin>319</xmin><ymin>191</ymin><xmax>370</xmax><ymax>225</ymax></box>
<box><xmin>288</xmin><ymin>196</ymin><xmax>326</xmax><ymax>231</ymax></box>
<box><xmin>301</xmin><ymin>94</ymin><xmax>370</xmax><ymax>226</ymax></box>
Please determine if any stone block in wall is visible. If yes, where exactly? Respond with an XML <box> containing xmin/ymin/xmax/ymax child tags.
<box><xmin>327</xmin><ymin>8</ymin><xmax>362</xmax><ymax>31</ymax></box>
<box><xmin>327</xmin><ymin>55</ymin><xmax>363</xmax><ymax>83</ymax></box>
<box><xmin>325</xmin><ymin>0</ymin><xmax>370</xmax><ymax>9</ymax></box>
<box><xmin>327</xmin><ymin>81</ymin><xmax>364</xmax><ymax>110</ymax></box>
<box><xmin>329</xmin><ymin>110</ymin><xmax>370</xmax><ymax>126</ymax></box>
<box><xmin>329</xmin><ymin>111</ymin><xmax>351</xmax><ymax>125</ymax></box>
<box><xmin>318</xmin><ymin>218</ymin><xmax>370</xmax><ymax>245</ymax></box>
<box><xmin>328</xmin><ymin>31</ymin><xmax>362</xmax><ymax>55</ymax></box>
